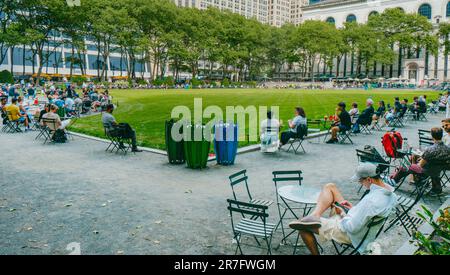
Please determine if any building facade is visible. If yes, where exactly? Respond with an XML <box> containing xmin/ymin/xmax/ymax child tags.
<box><xmin>300</xmin><ymin>0</ymin><xmax>450</xmax><ymax>83</ymax></box>
<box><xmin>176</xmin><ymin>0</ymin><xmax>269</xmax><ymax>24</ymax></box>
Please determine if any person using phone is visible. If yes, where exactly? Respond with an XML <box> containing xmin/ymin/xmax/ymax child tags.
<box><xmin>289</xmin><ymin>163</ymin><xmax>397</xmax><ymax>255</ymax></box>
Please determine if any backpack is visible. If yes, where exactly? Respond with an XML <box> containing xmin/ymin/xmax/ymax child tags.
<box><xmin>382</xmin><ymin>131</ymin><xmax>403</xmax><ymax>158</ymax></box>
<box><xmin>52</xmin><ymin>129</ymin><xmax>67</xmax><ymax>143</ymax></box>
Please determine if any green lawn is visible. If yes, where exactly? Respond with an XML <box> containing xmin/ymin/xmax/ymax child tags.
<box><xmin>70</xmin><ymin>88</ymin><xmax>440</xmax><ymax>149</ymax></box>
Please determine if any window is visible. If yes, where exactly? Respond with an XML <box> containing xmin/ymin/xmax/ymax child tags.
<box><xmin>87</xmin><ymin>55</ymin><xmax>105</xmax><ymax>70</ymax></box>
<box><xmin>65</xmin><ymin>53</ymin><xmax>85</xmax><ymax>69</ymax></box>
<box><xmin>134</xmin><ymin>60</ymin><xmax>145</xmax><ymax>73</ymax></box>
<box><xmin>45</xmin><ymin>51</ymin><xmax>63</xmax><ymax>69</ymax></box>
<box><xmin>13</xmin><ymin>48</ymin><xmax>34</xmax><ymax>66</ymax></box>
<box><xmin>325</xmin><ymin>17</ymin><xmax>335</xmax><ymax>24</ymax></box>
<box><xmin>109</xmin><ymin>56</ymin><xmax>124</xmax><ymax>71</ymax></box>
<box><xmin>447</xmin><ymin>1</ymin><xmax>450</xmax><ymax>17</ymax></box>
<box><xmin>368</xmin><ymin>11</ymin><xmax>378</xmax><ymax>18</ymax></box>
<box><xmin>1</xmin><ymin>48</ymin><xmax>8</xmax><ymax>65</ymax></box>
<box><xmin>418</xmin><ymin>3</ymin><xmax>431</xmax><ymax>19</ymax></box>
<box><xmin>346</xmin><ymin>14</ymin><xmax>356</xmax><ymax>22</ymax></box>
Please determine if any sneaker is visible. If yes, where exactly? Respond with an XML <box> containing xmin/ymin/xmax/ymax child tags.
<box><xmin>326</xmin><ymin>138</ymin><xmax>337</xmax><ymax>144</ymax></box>
<box><xmin>132</xmin><ymin>148</ymin><xmax>143</xmax><ymax>152</ymax></box>
<box><xmin>289</xmin><ymin>216</ymin><xmax>322</xmax><ymax>231</ymax></box>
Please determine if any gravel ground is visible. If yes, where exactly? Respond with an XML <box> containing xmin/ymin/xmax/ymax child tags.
<box><xmin>0</xmin><ymin>113</ymin><xmax>447</xmax><ymax>255</ymax></box>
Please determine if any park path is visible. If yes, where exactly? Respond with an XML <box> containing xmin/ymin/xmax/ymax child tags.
<box><xmin>0</xmin><ymin>113</ymin><xmax>446</xmax><ymax>255</ymax></box>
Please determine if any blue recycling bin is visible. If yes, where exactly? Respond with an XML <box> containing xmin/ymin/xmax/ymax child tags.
<box><xmin>213</xmin><ymin>122</ymin><xmax>238</xmax><ymax>165</ymax></box>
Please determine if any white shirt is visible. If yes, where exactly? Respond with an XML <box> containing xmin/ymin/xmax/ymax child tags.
<box><xmin>339</xmin><ymin>184</ymin><xmax>397</xmax><ymax>253</ymax></box>
<box><xmin>260</xmin><ymin>118</ymin><xmax>280</xmax><ymax>134</ymax></box>
<box><xmin>443</xmin><ymin>132</ymin><xmax>450</xmax><ymax>147</ymax></box>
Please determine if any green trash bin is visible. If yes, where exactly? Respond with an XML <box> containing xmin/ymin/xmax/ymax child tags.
<box><xmin>165</xmin><ymin>119</ymin><xmax>185</xmax><ymax>164</ymax></box>
<box><xmin>183</xmin><ymin>123</ymin><xmax>210</xmax><ymax>169</ymax></box>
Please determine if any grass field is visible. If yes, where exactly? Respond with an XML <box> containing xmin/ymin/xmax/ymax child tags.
<box><xmin>70</xmin><ymin>89</ymin><xmax>440</xmax><ymax>149</ymax></box>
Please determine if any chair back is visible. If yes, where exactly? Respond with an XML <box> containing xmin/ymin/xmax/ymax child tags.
<box><xmin>272</xmin><ymin>170</ymin><xmax>303</xmax><ymax>190</ymax></box>
<box><xmin>351</xmin><ymin>216</ymin><xmax>388</xmax><ymax>254</ymax></box>
<box><xmin>42</xmin><ymin>118</ymin><xmax>58</xmax><ymax>131</ymax></box>
<box><xmin>229</xmin><ymin>170</ymin><xmax>252</xmax><ymax>201</ymax></box>
<box><xmin>227</xmin><ymin>199</ymin><xmax>269</xmax><ymax>234</ymax></box>
<box><xmin>418</xmin><ymin>129</ymin><xmax>433</xmax><ymax>148</ymax></box>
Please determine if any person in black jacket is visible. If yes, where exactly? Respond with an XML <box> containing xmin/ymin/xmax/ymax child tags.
<box><xmin>352</xmin><ymin>99</ymin><xmax>374</xmax><ymax>133</ymax></box>
<box><xmin>326</xmin><ymin>102</ymin><xmax>351</xmax><ymax>144</ymax></box>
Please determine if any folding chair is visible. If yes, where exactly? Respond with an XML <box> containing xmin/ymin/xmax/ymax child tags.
<box><xmin>229</xmin><ymin>170</ymin><xmax>273</xmax><ymax>210</ymax></box>
<box><xmin>417</xmin><ymin>111</ymin><xmax>428</xmax><ymax>122</ymax></box>
<box><xmin>41</xmin><ymin>118</ymin><xmax>58</xmax><ymax>144</ymax></box>
<box><xmin>4</xmin><ymin>111</ymin><xmax>23</xmax><ymax>133</ymax></box>
<box><xmin>337</xmin><ymin>129</ymin><xmax>353</xmax><ymax>144</ymax></box>
<box><xmin>103</xmin><ymin>124</ymin><xmax>131</xmax><ymax>154</ymax></box>
<box><xmin>418</xmin><ymin>129</ymin><xmax>433</xmax><ymax>149</ymax></box>
<box><xmin>286</xmin><ymin>124</ymin><xmax>307</xmax><ymax>154</ymax></box>
<box><xmin>404</xmin><ymin>109</ymin><xmax>420</xmax><ymax>125</ymax></box>
<box><xmin>384</xmin><ymin>176</ymin><xmax>429</xmax><ymax>237</ymax></box>
<box><xmin>388</xmin><ymin>113</ymin><xmax>405</xmax><ymax>128</ymax></box>
<box><xmin>332</xmin><ymin>216</ymin><xmax>388</xmax><ymax>255</ymax></box>
<box><xmin>355</xmin><ymin>148</ymin><xmax>394</xmax><ymax>193</ymax></box>
<box><xmin>272</xmin><ymin>170</ymin><xmax>312</xmax><ymax>245</ymax></box>
<box><xmin>372</xmin><ymin>116</ymin><xmax>384</xmax><ymax>131</ymax></box>
<box><xmin>227</xmin><ymin>199</ymin><xmax>275</xmax><ymax>255</ymax></box>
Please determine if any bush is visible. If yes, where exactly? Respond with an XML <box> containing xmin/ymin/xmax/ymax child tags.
<box><xmin>191</xmin><ymin>77</ymin><xmax>202</xmax><ymax>88</ymax></box>
<box><xmin>70</xmin><ymin>75</ymin><xmax>87</xmax><ymax>86</ymax></box>
<box><xmin>152</xmin><ymin>78</ymin><xmax>164</xmax><ymax>86</ymax></box>
<box><xmin>414</xmin><ymin>206</ymin><xmax>450</xmax><ymax>255</ymax></box>
<box><xmin>164</xmin><ymin>76</ymin><xmax>175</xmax><ymax>87</ymax></box>
<box><xmin>222</xmin><ymin>78</ymin><xmax>230</xmax><ymax>87</ymax></box>
<box><xmin>0</xmin><ymin>70</ymin><xmax>14</xmax><ymax>84</ymax></box>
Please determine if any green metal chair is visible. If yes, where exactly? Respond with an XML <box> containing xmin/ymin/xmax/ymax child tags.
<box><xmin>227</xmin><ymin>199</ymin><xmax>276</xmax><ymax>255</ymax></box>
<box><xmin>332</xmin><ymin>216</ymin><xmax>388</xmax><ymax>255</ymax></box>
<box><xmin>229</xmin><ymin>170</ymin><xmax>273</xmax><ymax>210</ymax></box>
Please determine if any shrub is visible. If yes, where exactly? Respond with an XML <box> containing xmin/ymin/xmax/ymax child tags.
<box><xmin>414</xmin><ymin>205</ymin><xmax>450</xmax><ymax>255</ymax></box>
<box><xmin>164</xmin><ymin>76</ymin><xmax>175</xmax><ymax>87</ymax></box>
<box><xmin>222</xmin><ymin>78</ymin><xmax>230</xmax><ymax>87</ymax></box>
<box><xmin>70</xmin><ymin>75</ymin><xmax>87</xmax><ymax>85</ymax></box>
<box><xmin>191</xmin><ymin>77</ymin><xmax>202</xmax><ymax>88</ymax></box>
<box><xmin>0</xmin><ymin>70</ymin><xmax>14</xmax><ymax>84</ymax></box>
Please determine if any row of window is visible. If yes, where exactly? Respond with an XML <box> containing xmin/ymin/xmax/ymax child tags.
<box><xmin>1</xmin><ymin>49</ymin><xmax>146</xmax><ymax>72</ymax></box>
<box><xmin>325</xmin><ymin>2</ymin><xmax>450</xmax><ymax>25</ymax></box>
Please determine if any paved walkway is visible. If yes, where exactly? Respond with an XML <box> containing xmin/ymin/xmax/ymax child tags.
<box><xmin>0</xmin><ymin>113</ymin><xmax>447</xmax><ymax>255</ymax></box>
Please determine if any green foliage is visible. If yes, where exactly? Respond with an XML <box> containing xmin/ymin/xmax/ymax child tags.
<box><xmin>0</xmin><ymin>70</ymin><xmax>14</xmax><ymax>84</ymax></box>
<box><xmin>164</xmin><ymin>76</ymin><xmax>175</xmax><ymax>87</ymax></box>
<box><xmin>70</xmin><ymin>75</ymin><xmax>87</xmax><ymax>85</ymax></box>
<box><xmin>190</xmin><ymin>77</ymin><xmax>202</xmax><ymax>88</ymax></box>
<box><xmin>222</xmin><ymin>78</ymin><xmax>230</xmax><ymax>87</ymax></box>
<box><xmin>0</xmin><ymin>1</ymin><xmax>443</xmax><ymax>82</ymax></box>
<box><xmin>414</xmin><ymin>206</ymin><xmax>450</xmax><ymax>255</ymax></box>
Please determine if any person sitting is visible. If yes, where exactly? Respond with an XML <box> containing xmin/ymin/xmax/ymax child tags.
<box><xmin>442</xmin><ymin>118</ymin><xmax>450</xmax><ymax>147</ymax></box>
<box><xmin>279</xmin><ymin>107</ymin><xmax>307</xmax><ymax>148</ymax></box>
<box><xmin>352</xmin><ymin>99</ymin><xmax>374</xmax><ymax>133</ymax></box>
<box><xmin>6</xmin><ymin>97</ymin><xmax>29</xmax><ymax>131</ymax></box>
<box><xmin>391</xmin><ymin>127</ymin><xmax>450</xmax><ymax>196</ymax></box>
<box><xmin>42</xmin><ymin>104</ymin><xmax>71</xmax><ymax>131</ymax></box>
<box><xmin>260</xmin><ymin>111</ymin><xmax>280</xmax><ymax>153</ymax></box>
<box><xmin>370</xmin><ymin>100</ymin><xmax>386</xmax><ymax>129</ymax></box>
<box><xmin>288</xmin><ymin>162</ymin><xmax>397</xmax><ymax>255</ymax></box>
<box><xmin>64</xmin><ymin>96</ymin><xmax>75</xmax><ymax>116</ymax></box>
<box><xmin>326</xmin><ymin>102</ymin><xmax>351</xmax><ymax>144</ymax></box>
<box><xmin>38</xmin><ymin>104</ymin><xmax>50</xmax><ymax>123</ymax></box>
<box><xmin>102</xmin><ymin>104</ymin><xmax>142</xmax><ymax>152</ymax></box>
<box><xmin>348</xmin><ymin>102</ymin><xmax>359</xmax><ymax>124</ymax></box>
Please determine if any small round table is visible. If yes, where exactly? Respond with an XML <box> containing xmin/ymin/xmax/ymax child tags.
<box><xmin>276</xmin><ymin>184</ymin><xmax>321</xmax><ymax>251</ymax></box>
<box><xmin>278</xmin><ymin>185</ymin><xmax>320</xmax><ymax>206</ymax></box>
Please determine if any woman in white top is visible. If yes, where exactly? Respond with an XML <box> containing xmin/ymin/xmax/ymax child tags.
<box><xmin>260</xmin><ymin>111</ymin><xmax>280</xmax><ymax>153</ymax></box>
<box><xmin>348</xmin><ymin>102</ymin><xmax>359</xmax><ymax>124</ymax></box>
